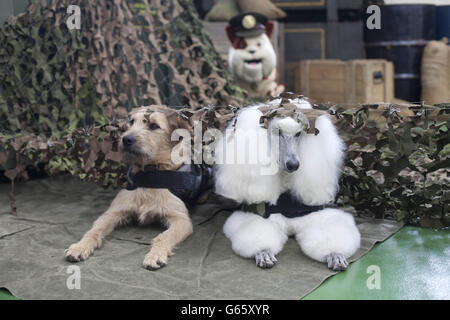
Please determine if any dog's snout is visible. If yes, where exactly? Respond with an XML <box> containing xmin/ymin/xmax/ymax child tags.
<box><xmin>122</xmin><ymin>135</ymin><xmax>136</xmax><ymax>147</ymax></box>
<box><xmin>248</xmin><ymin>49</ymin><xmax>256</xmax><ymax>54</ymax></box>
<box><xmin>286</xmin><ymin>159</ymin><xmax>300</xmax><ymax>172</ymax></box>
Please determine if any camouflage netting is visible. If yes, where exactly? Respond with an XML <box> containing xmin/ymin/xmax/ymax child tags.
<box><xmin>332</xmin><ymin>102</ymin><xmax>449</xmax><ymax>229</ymax></box>
<box><xmin>0</xmin><ymin>0</ymin><xmax>244</xmax><ymax>133</ymax></box>
<box><xmin>1</xmin><ymin>97</ymin><xmax>448</xmax><ymax>228</ymax></box>
<box><xmin>0</xmin><ymin>0</ymin><xmax>244</xmax><ymax>182</ymax></box>
<box><xmin>0</xmin><ymin>2</ymin><xmax>448</xmax><ymax>228</ymax></box>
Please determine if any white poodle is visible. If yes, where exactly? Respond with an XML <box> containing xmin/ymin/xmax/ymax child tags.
<box><xmin>214</xmin><ymin>100</ymin><xmax>361</xmax><ymax>270</ymax></box>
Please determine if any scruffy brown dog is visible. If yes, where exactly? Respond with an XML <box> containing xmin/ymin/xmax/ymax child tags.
<box><xmin>65</xmin><ymin>105</ymin><xmax>194</xmax><ymax>270</ymax></box>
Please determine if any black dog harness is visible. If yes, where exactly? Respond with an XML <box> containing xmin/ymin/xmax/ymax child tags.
<box><xmin>126</xmin><ymin>164</ymin><xmax>213</xmax><ymax>204</ymax></box>
<box><xmin>241</xmin><ymin>192</ymin><xmax>325</xmax><ymax>219</ymax></box>
<box><xmin>126</xmin><ymin>165</ymin><xmax>323</xmax><ymax>218</ymax></box>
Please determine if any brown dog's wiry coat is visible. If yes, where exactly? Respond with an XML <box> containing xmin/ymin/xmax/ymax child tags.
<box><xmin>65</xmin><ymin>105</ymin><xmax>194</xmax><ymax>270</ymax></box>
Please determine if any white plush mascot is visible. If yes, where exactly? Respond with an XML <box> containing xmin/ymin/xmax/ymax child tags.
<box><xmin>226</xmin><ymin>12</ymin><xmax>285</xmax><ymax>98</ymax></box>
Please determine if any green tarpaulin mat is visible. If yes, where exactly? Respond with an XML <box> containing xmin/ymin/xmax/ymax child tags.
<box><xmin>303</xmin><ymin>226</ymin><xmax>450</xmax><ymax>300</ymax></box>
<box><xmin>0</xmin><ymin>177</ymin><xmax>402</xmax><ymax>299</ymax></box>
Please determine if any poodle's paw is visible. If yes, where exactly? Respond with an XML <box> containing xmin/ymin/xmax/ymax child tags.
<box><xmin>143</xmin><ymin>249</ymin><xmax>169</xmax><ymax>271</ymax></box>
<box><xmin>255</xmin><ymin>250</ymin><xmax>278</xmax><ymax>269</ymax></box>
<box><xmin>326</xmin><ymin>253</ymin><xmax>348</xmax><ymax>271</ymax></box>
<box><xmin>65</xmin><ymin>242</ymin><xmax>94</xmax><ymax>262</ymax></box>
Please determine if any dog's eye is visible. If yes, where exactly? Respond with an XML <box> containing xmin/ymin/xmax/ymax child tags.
<box><xmin>129</xmin><ymin>119</ymin><xmax>134</xmax><ymax>125</ymax></box>
<box><xmin>257</xmin><ymin>42</ymin><xmax>261</xmax><ymax>47</ymax></box>
<box><xmin>149</xmin><ymin>123</ymin><xmax>160</xmax><ymax>130</ymax></box>
<box><xmin>295</xmin><ymin>131</ymin><xmax>302</xmax><ymax>137</ymax></box>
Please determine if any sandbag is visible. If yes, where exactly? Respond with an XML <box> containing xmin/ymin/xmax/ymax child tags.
<box><xmin>421</xmin><ymin>38</ymin><xmax>450</xmax><ymax>105</ymax></box>
<box><xmin>237</xmin><ymin>0</ymin><xmax>287</xmax><ymax>20</ymax></box>
<box><xmin>205</xmin><ymin>0</ymin><xmax>240</xmax><ymax>21</ymax></box>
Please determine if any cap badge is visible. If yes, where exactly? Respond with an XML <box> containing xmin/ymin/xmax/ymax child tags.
<box><xmin>242</xmin><ymin>15</ymin><xmax>256</xmax><ymax>29</ymax></box>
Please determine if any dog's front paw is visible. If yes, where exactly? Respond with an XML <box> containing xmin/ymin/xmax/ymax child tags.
<box><xmin>143</xmin><ymin>249</ymin><xmax>169</xmax><ymax>271</ymax></box>
<box><xmin>326</xmin><ymin>253</ymin><xmax>349</xmax><ymax>271</ymax></box>
<box><xmin>65</xmin><ymin>242</ymin><xmax>94</xmax><ymax>262</ymax></box>
<box><xmin>255</xmin><ymin>250</ymin><xmax>278</xmax><ymax>269</ymax></box>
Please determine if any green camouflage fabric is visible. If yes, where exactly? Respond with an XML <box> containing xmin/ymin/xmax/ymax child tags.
<box><xmin>0</xmin><ymin>0</ymin><xmax>244</xmax><ymax>187</ymax></box>
<box><xmin>332</xmin><ymin>102</ymin><xmax>449</xmax><ymax>229</ymax></box>
<box><xmin>0</xmin><ymin>0</ymin><xmax>244</xmax><ymax>135</ymax></box>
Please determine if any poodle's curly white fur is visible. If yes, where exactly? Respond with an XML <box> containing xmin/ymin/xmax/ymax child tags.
<box><xmin>214</xmin><ymin>100</ymin><xmax>361</xmax><ymax>270</ymax></box>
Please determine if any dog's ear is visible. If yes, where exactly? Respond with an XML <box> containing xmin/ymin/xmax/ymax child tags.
<box><xmin>166</xmin><ymin>111</ymin><xmax>192</xmax><ymax>134</ymax></box>
<box><xmin>226</xmin><ymin>26</ymin><xmax>248</xmax><ymax>49</ymax></box>
<box><xmin>226</xmin><ymin>25</ymin><xmax>237</xmax><ymax>44</ymax></box>
<box><xmin>264</xmin><ymin>21</ymin><xmax>274</xmax><ymax>38</ymax></box>
<box><xmin>177</xmin><ymin>117</ymin><xmax>192</xmax><ymax>133</ymax></box>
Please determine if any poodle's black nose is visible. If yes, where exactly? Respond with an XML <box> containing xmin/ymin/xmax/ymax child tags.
<box><xmin>122</xmin><ymin>135</ymin><xmax>136</xmax><ymax>147</ymax></box>
<box><xmin>248</xmin><ymin>50</ymin><xmax>256</xmax><ymax>54</ymax></box>
<box><xmin>286</xmin><ymin>160</ymin><xmax>299</xmax><ymax>172</ymax></box>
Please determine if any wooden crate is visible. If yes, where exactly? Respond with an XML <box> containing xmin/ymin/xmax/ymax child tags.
<box><xmin>296</xmin><ymin>59</ymin><xmax>395</xmax><ymax>104</ymax></box>
<box><xmin>202</xmin><ymin>21</ymin><xmax>284</xmax><ymax>80</ymax></box>
<box><xmin>283</xmin><ymin>21</ymin><xmax>364</xmax><ymax>91</ymax></box>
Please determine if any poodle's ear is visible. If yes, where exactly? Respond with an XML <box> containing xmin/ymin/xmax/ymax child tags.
<box><xmin>291</xmin><ymin>116</ymin><xmax>345</xmax><ymax>205</ymax></box>
<box><xmin>264</xmin><ymin>21</ymin><xmax>274</xmax><ymax>39</ymax></box>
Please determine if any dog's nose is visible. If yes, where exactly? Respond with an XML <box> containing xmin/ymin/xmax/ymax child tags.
<box><xmin>286</xmin><ymin>160</ymin><xmax>300</xmax><ymax>172</ymax></box>
<box><xmin>122</xmin><ymin>135</ymin><xmax>136</xmax><ymax>147</ymax></box>
<box><xmin>248</xmin><ymin>50</ymin><xmax>256</xmax><ymax>54</ymax></box>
